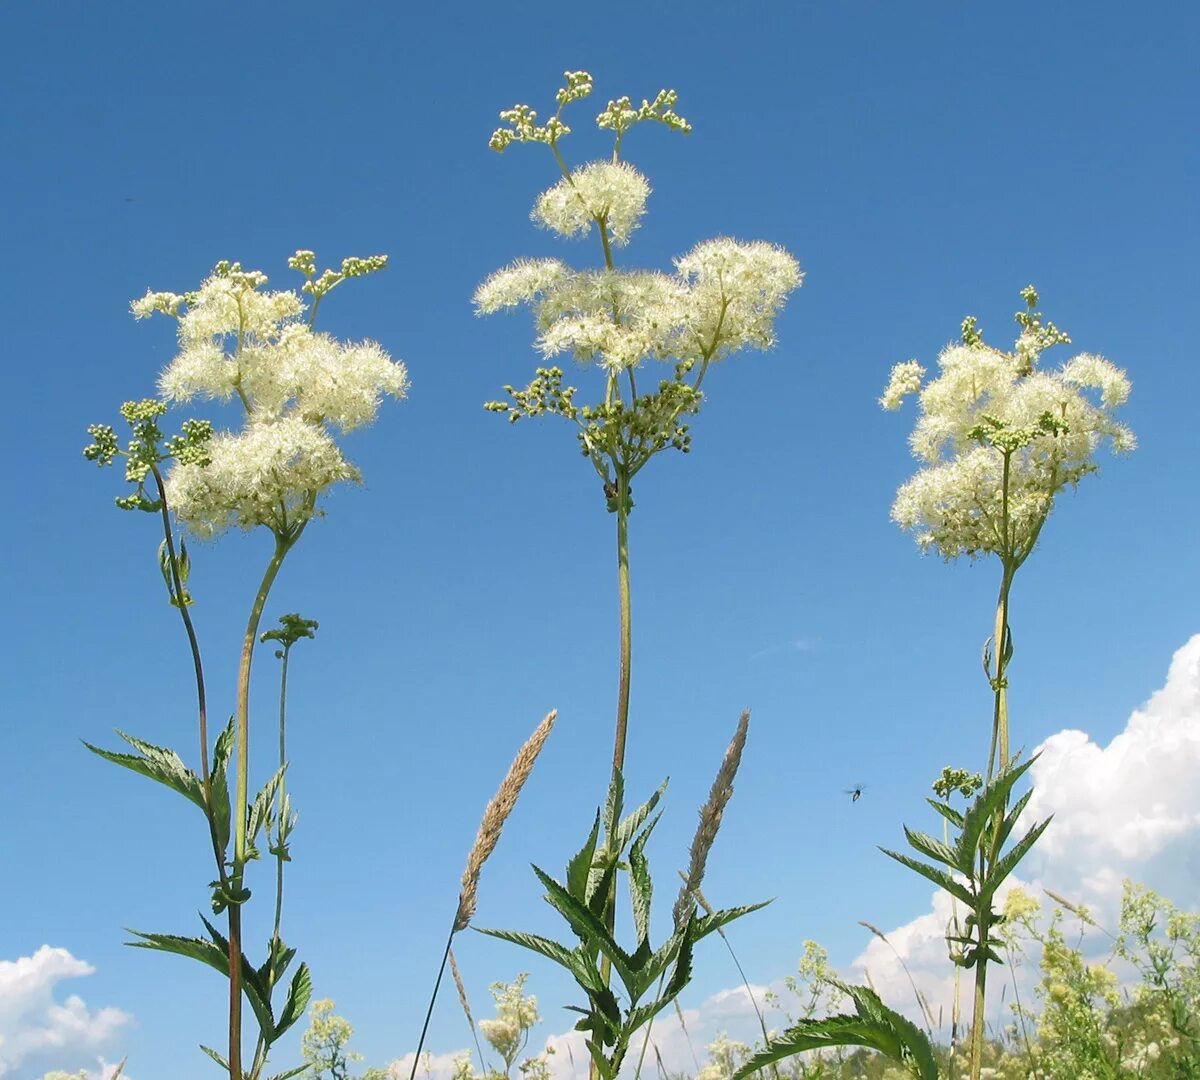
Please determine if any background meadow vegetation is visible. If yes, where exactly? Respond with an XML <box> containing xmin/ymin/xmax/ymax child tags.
<box><xmin>3</xmin><ymin>2</ymin><xmax>1198</xmax><ymax>1079</ymax></box>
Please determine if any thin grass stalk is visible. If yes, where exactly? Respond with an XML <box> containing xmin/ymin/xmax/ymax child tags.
<box><xmin>449</xmin><ymin>947</ymin><xmax>489</xmax><ymax>1075</ymax></box>
<box><xmin>858</xmin><ymin>921</ymin><xmax>936</xmax><ymax>1037</ymax></box>
<box><xmin>693</xmin><ymin>882</ymin><xmax>779</xmax><ymax>1080</ymax></box>
<box><xmin>674</xmin><ymin>998</ymin><xmax>702</xmax><ymax>1076</ymax></box>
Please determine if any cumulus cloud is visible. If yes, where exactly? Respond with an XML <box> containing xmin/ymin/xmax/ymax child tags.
<box><xmin>848</xmin><ymin>633</ymin><xmax>1200</xmax><ymax>1030</ymax></box>
<box><xmin>0</xmin><ymin>946</ymin><xmax>130</xmax><ymax>1079</ymax></box>
<box><xmin>1024</xmin><ymin>633</ymin><xmax>1200</xmax><ymax>886</ymax></box>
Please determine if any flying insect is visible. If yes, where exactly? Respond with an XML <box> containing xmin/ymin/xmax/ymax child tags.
<box><xmin>845</xmin><ymin>785</ymin><xmax>866</xmax><ymax>803</ymax></box>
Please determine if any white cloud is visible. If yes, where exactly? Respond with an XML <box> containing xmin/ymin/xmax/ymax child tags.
<box><xmin>0</xmin><ymin>946</ymin><xmax>130</xmax><ymax>1079</ymax></box>
<box><xmin>1025</xmin><ymin>633</ymin><xmax>1200</xmax><ymax>873</ymax></box>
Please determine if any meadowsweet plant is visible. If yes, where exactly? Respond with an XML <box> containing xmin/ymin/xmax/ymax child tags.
<box><xmin>83</xmin><ymin>252</ymin><xmax>405</xmax><ymax>1080</ymax></box>
<box><xmin>476</xmin><ymin>70</ymin><xmax>802</xmax><ymax>780</ymax></box>
<box><xmin>879</xmin><ymin>287</ymin><xmax>1135</xmax><ymax>1079</ymax></box>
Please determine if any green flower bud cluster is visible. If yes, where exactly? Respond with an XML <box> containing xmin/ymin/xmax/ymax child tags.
<box><xmin>597</xmin><ymin>88</ymin><xmax>692</xmax><ymax>139</ymax></box>
<box><xmin>490</xmin><ymin>71</ymin><xmax>689</xmax><ymax>157</ymax></box>
<box><xmin>261</xmin><ymin>612</ymin><xmax>320</xmax><ymax>657</ymax></box>
<box><xmin>967</xmin><ymin>410</ymin><xmax>1071</xmax><ymax>454</ymax></box>
<box><xmin>485</xmin><ymin>366</ymin><xmax>578</xmax><ymax>424</ymax></box>
<box><xmin>932</xmin><ymin>765</ymin><xmax>983</xmax><ymax>801</ymax></box>
<box><xmin>84</xmin><ymin>398</ymin><xmax>213</xmax><ymax>513</ymax></box>
<box><xmin>290</xmin><ymin>249</ymin><xmax>390</xmax><ymax>300</ymax></box>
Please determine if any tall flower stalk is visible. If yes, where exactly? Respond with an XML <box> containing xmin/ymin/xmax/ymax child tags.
<box><xmin>84</xmin><ymin>252</ymin><xmax>406</xmax><ymax>1079</ymax></box>
<box><xmin>476</xmin><ymin>71</ymin><xmax>802</xmax><ymax>781</ymax></box>
<box><xmin>880</xmin><ymin>286</ymin><xmax>1135</xmax><ymax>1079</ymax></box>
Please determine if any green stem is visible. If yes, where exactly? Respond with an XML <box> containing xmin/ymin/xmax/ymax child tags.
<box><xmin>611</xmin><ymin>474</ymin><xmax>632</xmax><ymax>777</ymax></box>
<box><xmin>250</xmin><ymin>640</ymin><xmax>293</xmax><ymax>1078</ymax></box>
<box><xmin>150</xmin><ymin>465</ymin><xmax>211</xmax><ymax>792</ymax></box>
<box><xmin>229</xmin><ymin>530</ymin><xmax>299</xmax><ymax>1080</ymax></box>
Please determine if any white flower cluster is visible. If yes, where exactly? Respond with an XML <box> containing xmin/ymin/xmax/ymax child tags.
<box><xmin>884</xmin><ymin>317</ymin><xmax>1134</xmax><ymax>561</ymax></box>
<box><xmin>532</xmin><ymin>161</ymin><xmax>651</xmax><ymax>245</ymax></box>
<box><xmin>475</xmin><ymin>242</ymin><xmax>800</xmax><ymax>373</ymax></box>
<box><xmin>138</xmin><ymin>260</ymin><xmax>406</xmax><ymax>538</ymax></box>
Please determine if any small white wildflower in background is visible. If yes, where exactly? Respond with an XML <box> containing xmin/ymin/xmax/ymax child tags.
<box><xmin>883</xmin><ymin>287</ymin><xmax>1134</xmax><ymax>562</ymax></box>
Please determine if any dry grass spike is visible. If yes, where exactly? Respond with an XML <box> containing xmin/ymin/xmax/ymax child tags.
<box><xmin>673</xmin><ymin>708</ymin><xmax>750</xmax><ymax>928</ymax></box>
<box><xmin>455</xmin><ymin>709</ymin><xmax>557</xmax><ymax>931</ymax></box>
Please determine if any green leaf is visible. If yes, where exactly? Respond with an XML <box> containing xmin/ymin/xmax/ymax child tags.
<box><xmin>210</xmin><ymin>719</ymin><xmax>234</xmax><ymax>854</ymax></box>
<box><xmin>274</xmin><ymin>961</ymin><xmax>313</xmax><ymax>1040</ymax></box>
<box><xmin>566</xmin><ymin>811</ymin><xmax>601</xmax><ymax>902</ymax></box>
<box><xmin>197</xmin><ymin>915</ymin><xmax>276</xmax><ymax>1041</ymax></box>
<box><xmin>692</xmin><ymin>900</ymin><xmax>773</xmax><ymax>942</ymax></box>
<box><xmin>663</xmin><ymin>928</ymin><xmax>695</xmax><ymax>1001</ymax></box>
<box><xmin>247</xmin><ymin>766</ymin><xmax>286</xmax><ymax>857</ymax></box>
<box><xmin>265</xmin><ymin>1067</ymin><xmax>311</xmax><ymax>1080</ymax></box>
<box><xmin>601</xmin><ymin>770</ymin><xmax>625</xmax><ymax>849</ymax></box>
<box><xmin>731</xmin><ymin>983</ymin><xmax>938</xmax><ymax>1080</ymax></box>
<box><xmin>903</xmin><ymin>827</ymin><xmax>959</xmax><ymax>869</ymax></box>
<box><xmin>84</xmin><ymin>731</ymin><xmax>205</xmax><ymax>811</ymax></box>
<box><xmin>615</xmin><ymin>777</ymin><xmax>668</xmax><ymax>853</ymax></box>
<box><xmin>477</xmin><ymin>929</ymin><xmax>600</xmax><ymax>990</ymax></box>
<box><xmin>199</xmin><ymin>1045</ymin><xmax>230</xmax><ymax>1072</ymax></box>
<box><xmin>127</xmin><ymin>928</ymin><xmax>228</xmax><ymax>977</ymax></box>
<box><xmin>980</xmin><ymin>816</ymin><xmax>1053</xmax><ymax>905</ymax></box>
<box><xmin>925</xmin><ymin>798</ymin><xmax>963</xmax><ymax>829</ymax></box>
<box><xmin>627</xmin><ymin>811</ymin><xmax>660</xmax><ymax>946</ymax></box>
<box><xmin>995</xmin><ymin>788</ymin><xmax>1034</xmax><ymax>852</ymax></box>
<box><xmin>955</xmin><ymin>756</ymin><xmax>1038</xmax><ymax>871</ymax></box>
<box><xmin>532</xmin><ymin>865</ymin><xmax>637</xmax><ymax>993</ymax></box>
<box><xmin>881</xmin><ymin>849</ymin><xmax>975</xmax><ymax>907</ymax></box>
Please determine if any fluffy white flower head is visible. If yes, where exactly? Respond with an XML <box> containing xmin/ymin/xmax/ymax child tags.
<box><xmin>165</xmin><ymin>415</ymin><xmax>357</xmax><ymax>540</ymax></box>
<box><xmin>885</xmin><ymin>289</ymin><xmax>1134</xmax><ymax>562</ymax></box>
<box><xmin>138</xmin><ymin>253</ymin><xmax>404</xmax><ymax>539</ymax></box>
<box><xmin>673</xmin><ymin>238</ymin><xmax>803</xmax><ymax>361</ymax></box>
<box><xmin>532</xmin><ymin>161</ymin><xmax>651</xmax><ymax>245</ymax></box>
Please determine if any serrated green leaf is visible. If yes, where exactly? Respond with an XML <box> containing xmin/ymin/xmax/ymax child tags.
<box><xmin>995</xmin><ymin>788</ymin><xmax>1034</xmax><ymax>852</ymax></box>
<box><xmin>210</xmin><ymin>719</ymin><xmax>234</xmax><ymax>853</ymax></box>
<box><xmin>601</xmin><ymin>770</ymin><xmax>625</xmax><ymax>848</ymax></box>
<box><xmin>127</xmin><ymin>928</ymin><xmax>228</xmax><ymax>977</ymax></box>
<box><xmin>265</xmin><ymin>1066</ymin><xmax>310</xmax><ymax>1080</ymax></box>
<box><xmin>532</xmin><ymin>865</ymin><xmax>637</xmax><ymax>993</ymax></box>
<box><xmin>478</xmin><ymin>928</ymin><xmax>600</xmax><ymax>990</ymax></box>
<box><xmin>628</xmin><ymin>811</ymin><xmax>660</xmax><ymax>946</ymax></box>
<box><xmin>903</xmin><ymin>827</ymin><xmax>959</xmax><ymax>870</ymax></box>
<box><xmin>248</xmin><ymin>766</ymin><xmax>286</xmax><ymax>855</ymax></box>
<box><xmin>199</xmin><ymin>1044</ymin><xmax>229</xmax><ymax>1071</ymax></box>
<box><xmin>197</xmin><ymin>914</ymin><xmax>276</xmax><ymax>1040</ymax></box>
<box><xmin>925</xmin><ymin>798</ymin><xmax>964</xmax><ymax>829</ymax></box>
<box><xmin>980</xmin><ymin>816</ymin><xmax>1053</xmax><ymax>905</ymax></box>
<box><xmin>84</xmin><ymin>732</ymin><xmax>205</xmax><ymax>811</ymax></box>
<box><xmin>274</xmin><ymin>961</ymin><xmax>313</xmax><ymax>1040</ymax></box>
<box><xmin>881</xmin><ymin>849</ymin><xmax>975</xmax><ymax>907</ymax></box>
<box><xmin>566</xmin><ymin>811</ymin><xmax>601</xmax><ymax>903</ymax></box>
<box><xmin>692</xmin><ymin>900</ymin><xmax>772</xmax><ymax>942</ymax></box>
<box><xmin>731</xmin><ymin>982</ymin><xmax>937</xmax><ymax>1080</ymax></box>
<box><xmin>956</xmin><ymin>756</ymin><xmax>1039</xmax><ymax>869</ymax></box>
<box><xmin>615</xmin><ymin>777</ymin><xmax>668</xmax><ymax>853</ymax></box>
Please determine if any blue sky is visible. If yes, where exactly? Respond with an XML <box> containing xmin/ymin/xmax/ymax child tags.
<box><xmin>3</xmin><ymin>2</ymin><xmax>1199</xmax><ymax>1077</ymax></box>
